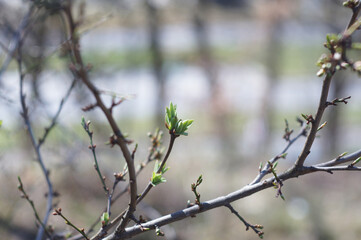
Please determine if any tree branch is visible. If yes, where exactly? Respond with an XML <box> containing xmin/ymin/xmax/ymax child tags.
<box><xmin>251</xmin><ymin>120</ymin><xmax>307</xmax><ymax>185</ymax></box>
<box><xmin>18</xmin><ymin>43</ymin><xmax>54</xmax><ymax>240</ymax></box>
<box><xmin>61</xmin><ymin>4</ymin><xmax>138</xmax><ymax>238</ymax></box>
<box><xmin>103</xmin><ymin>148</ymin><xmax>361</xmax><ymax>239</ymax></box>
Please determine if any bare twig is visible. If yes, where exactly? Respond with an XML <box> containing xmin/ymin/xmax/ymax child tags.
<box><xmin>103</xmin><ymin>149</ymin><xmax>361</xmax><ymax>239</ymax></box>
<box><xmin>82</xmin><ymin>118</ymin><xmax>109</xmax><ymax>195</ymax></box>
<box><xmin>225</xmin><ymin>203</ymin><xmax>264</xmax><ymax>238</ymax></box>
<box><xmin>17</xmin><ymin>177</ymin><xmax>52</xmax><ymax>239</ymax></box>
<box><xmin>326</xmin><ymin>96</ymin><xmax>351</xmax><ymax>107</ymax></box>
<box><xmin>0</xmin><ymin>5</ymin><xmax>36</xmax><ymax>82</ymax></box>
<box><xmin>250</xmin><ymin>120</ymin><xmax>307</xmax><ymax>185</ymax></box>
<box><xmin>295</xmin><ymin>72</ymin><xmax>335</xmax><ymax>167</ymax></box>
<box><xmin>61</xmin><ymin>4</ymin><xmax>138</xmax><ymax>238</ymax></box>
<box><xmin>38</xmin><ymin>79</ymin><xmax>76</xmax><ymax>146</ymax></box>
<box><xmin>53</xmin><ymin>208</ymin><xmax>90</xmax><ymax>240</ymax></box>
<box><xmin>18</xmin><ymin>46</ymin><xmax>54</xmax><ymax>240</ymax></box>
<box><xmin>75</xmin><ymin>131</ymin><xmax>162</xmax><ymax>240</ymax></box>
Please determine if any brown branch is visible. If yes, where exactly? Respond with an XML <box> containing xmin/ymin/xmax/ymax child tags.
<box><xmin>102</xmin><ymin>148</ymin><xmax>361</xmax><ymax>239</ymax></box>
<box><xmin>250</xmin><ymin>120</ymin><xmax>307</xmax><ymax>185</ymax></box>
<box><xmin>61</xmin><ymin>4</ymin><xmax>138</xmax><ymax>238</ymax></box>
<box><xmin>294</xmin><ymin>71</ymin><xmax>335</xmax><ymax>167</ymax></box>
<box><xmin>345</xmin><ymin>1</ymin><xmax>361</xmax><ymax>29</ymax></box>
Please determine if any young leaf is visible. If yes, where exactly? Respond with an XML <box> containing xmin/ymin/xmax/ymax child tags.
<box><xmin>165</xmin><ymin>102</ymin><xmax>194</xmax><ymax>136</ymax></box>
<box><xmin>151</xmin><ymin>172</ymin><xmax>167</xmax><ymax>186</ymax></box>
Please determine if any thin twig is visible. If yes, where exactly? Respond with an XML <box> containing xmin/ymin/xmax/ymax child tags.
<box><xmin>61</xmin><ymin>5</ymin><xmax>138</xmax><ymax>238</ymax></box>
<box><xmin>135</xmin><ymin>134</ymin><xmax>176</xmax><ymax>205</ymax></box>
<box><xmin>82</xmin><ymin>119</ymin><xmax>109</xmax><ymax>195</ymax></box>
<box><xmin>250</xmin><ymin>121</ymin><xmax>307</xmax><ymax>185</ymax></box>
<box><xmin>18</xmin><ymin>44</ymin><xmax>54</xmax><ymax>240</ymax></box>
<box><xmin>102</xmin><ymin>148</ymin><xmax>361</xmax><ymax>239</ymax></box>
<box><xmin>0</xmin><ymin>5</ymin><xmax>35</xmax><ymax>82</ymax></box>
<box><xmin>295</xmin><ymin>71</ymin><xmax>335</xmax><ymax>167</ymax></box>
<box><xmin>75</xmin><ymin>133</ymin><xmax>160</xmax><ymax>240</ymax></box>
<box><xmin>53</xmin><ymin>208</ymin><xmax>90</xmax><ymax>240</ymax></box>
<box><xmin>225</xmin><ymin>203</ymin><xmax>264</xmax><ymax>238</ymax></box>
<box><xmin>38</xmin><ymin>79</ymin><xmax>76</xmax><ymax>146</ymax></box>
<box><xmin>17</xmin><ymin>177</ymin><xmax>52</xmax><ymax>239</ymax></box>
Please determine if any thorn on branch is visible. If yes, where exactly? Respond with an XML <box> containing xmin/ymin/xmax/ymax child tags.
<box><xmin>283</xmin><ymin>119</ymin><xmax>294</xmax><ymax>142</ymax></box>
<box><xmin>131</xmin><ymin>143</ymin><xmax>138</xmax><ymax>160</ymax></box>
<box><xmin>326</xmin><ymin>96</ymin><xmax>351</xmax><ymax>107</ymax></box>
<box><xmin>109</xmin><ymin>97</ymin><xmax>125</xmax><ymax>114</ymax></box>
<box><xmin>82</xmin><ymin>102</ymin><xmax>98</xmax><ymax>112</ymax></box>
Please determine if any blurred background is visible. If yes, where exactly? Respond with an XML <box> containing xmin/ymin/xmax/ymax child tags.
<box><xmin>1</xmin><ymin>0</ymin><xmax>361</xmax><ymax>239</ymax></box>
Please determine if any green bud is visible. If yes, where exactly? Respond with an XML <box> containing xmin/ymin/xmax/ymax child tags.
<box><xmin>101</xmin><ymin>212</ymin><xmax>109</xmax><ymax>225</ymax></box>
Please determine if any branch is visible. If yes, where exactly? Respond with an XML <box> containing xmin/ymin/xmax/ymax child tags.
<box><xmin>103</xmin><ymin>149</ymin><xmax>361</xmax><ymax>239</ymax></box>
<box><xmin>17</xmin><ymin>177</ymin><xmax>52</xmax><ymax>239</ymax></box>
<box><xmin>225</xmin><ymin>203</ymin><xmax>264</xmax><ymax>238</ymax></box>
<box><xmin>61</xmin><ymin>4</ymin><xmax>138</xmax><ymax>237</ymax></box>
<box><xmin>250</xmin><ymin>120</ymin><xmax>307</xmax><ymax>184</ymax></box>
<box><xmin>316</xmin><ymin>148</ymin><xmax>361</xmax><ymax>167</ymax></box>
<box><xmin>295</xmin><ymin>71</ymin><xmax>334</xmax><ymax>167</ymax></box>
<box><xmin>135</xmin><ymin>134</ymin><xmax>176</xmax><ymax>204</ymax></box>
<box><xmin>38</xmin><ymin>79</ymin><xmax>76</xmax><ymax>146</ymax></box>
<box><xmin>76</xmin><ymin>131</ymin><xmax>162</xmax><ymax>240</ymax></box>
<box><xmin>18</xmin><ymin>44</ymin><xmax>54</xmax><ymax>240</ymax></box>
<box><xmin>0</xmin><ymin>5</ymin><xmax>36</xmax><ymax>83</ymax></box>
<box><xmin>305</xmin><ymin>165</ymin><xmax>361</xmax><ymax>173</ymax></box>
<box><xmin>53</xmin><ymin>208</ymin><xmax>90</xmax><ymax>240</ymax></box>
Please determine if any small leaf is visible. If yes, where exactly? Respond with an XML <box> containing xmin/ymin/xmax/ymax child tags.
<box><xmin>151</xmin><ymin>171</ymin><xmax>167</xmax><ymax>186</ymax></box>
<box><xmin>81</xmin><ymin>116</ymin><xmax>86</xmax><ymax>128</ymax></box>
<box><xmin>273</xmin><ymin>161</ymin><xmax>278</xmax><ymax>169</ymax></box>
<box><xmin>0</xmin><ymin>120</ymin><xmax>2</xmax><ymax>127</ymax></box>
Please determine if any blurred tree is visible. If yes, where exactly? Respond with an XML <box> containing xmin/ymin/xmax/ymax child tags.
<box><xmin>145</xmin><ymin>0</ymin><xmax>167</xmax><ymax>127</ymax></box>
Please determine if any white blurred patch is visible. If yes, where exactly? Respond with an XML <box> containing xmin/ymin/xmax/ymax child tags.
<box><xmin>287</xmin><ymin>197</ymin><xmax>309</xmax><ymax>220</ymax></box>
